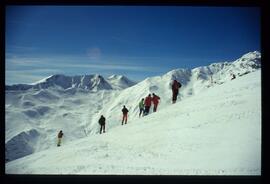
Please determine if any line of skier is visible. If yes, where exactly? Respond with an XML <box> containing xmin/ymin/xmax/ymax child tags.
<box><xmin>97</xmin><ymin>79</ymin><xmax>182</xmax><ymax>135</ymax></box>
<box><xmin>57</xmin><ymin>79</ymin><xmax>182</xmax><ymax>145</ymax></box>
<box><xmin>97</xmin><ymin>93</ymin><xmax>161</xmax><ymax>134</ymax></box>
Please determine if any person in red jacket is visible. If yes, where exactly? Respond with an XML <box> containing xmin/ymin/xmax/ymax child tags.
<box><xmin>144</xmin><ymin>94</ymin><xmax>152</xmax><ymax>116</ymax></box>
<box><xmin>172</xmin><ymin>79</ymin><xmax>181</xmax><ymax>104</ymax></box>
<box><xmin>152</xmin><ymin>93</ymin><xmax>160</xmax><ymax>112</ymax></box>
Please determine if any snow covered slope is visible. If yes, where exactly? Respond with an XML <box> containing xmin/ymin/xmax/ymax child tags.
<box><xmin>5</xmin><ymin>89</ymin><xmax>120</xmax><ymax>162</ymax></box>
<box><xmin>5</xmin><ymin>51</ymin><xmax>261</xmax><ymax>164</ymax></box>
<box><xmin>5</xmin><ymin>74</ymin><xmax>135</xmax><ymax>162</ymax></box>
<box><xmin>6</xmin><ymin>70</ymin><xmax>261</xmax><ymax>175</ymax></box>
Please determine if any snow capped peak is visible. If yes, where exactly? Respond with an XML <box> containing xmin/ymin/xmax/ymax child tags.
<box><xmin>108</xmin><ymin>74</ymin><xmax>121</xmax><ymax>80</ymax></box>
<box><xmin>234</xmin><ymin>51</ymin><xmax>261</xmax><ymax>65</ymax></box>
<box><xmin>93</xmin><ymin>74</ymin><xmax>102</xmax><ymax>79</ymax></box>
<box><xmin>30</xmin><ymin>75</ymin><xmax>54</xmax><ymax>85</ymax></box>
<box><xmin>156</xmin><ymin>51</ymin><xmax>261</xmax><ymax>93</ymax></box>
<box><xmin>107</xmin><ymin>74</ymin><xmax>131</xmax><ymax>82</ymax></box>
<box><xmin>90</xmin><ymin>74</ymin><xmax>112</xmax><ymax>91</ymax></box>
<box><xmin>240</xmin><ymin>51</ymin><xmax>261</xmax><ymax>60</ymax></box>
<box><xmin>6</xmin><ymin>74</ymin><xmax>135</xmax><ymax>91</ymax></box>
<box><xmin>162</xmin><ymin>68</ymin><xmax>192</xmax><ymax>86</ymax></box>
<box><xmin>233</xmin><ymin>51</ymin><xmax>261</xmax><ymax>71</ymax></box>
<box><xmin>107</xmin><ymin>74</ymin><xmax>136</xmax><ymax>90</ymax></box>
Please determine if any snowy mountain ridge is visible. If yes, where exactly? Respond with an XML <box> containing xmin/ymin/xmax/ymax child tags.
<box><xmin>5</xmin><ymin>51</ymin><xmax>261</xmax><ymax>166</ymax></box>
<box><xmin>107</xmin><ymin>74</ymin><xmax>137</xmax><ymax>90</ymax></box>
<box><xmin>6</xmin><ymin>74</ymin><xmax>136</xmax><ymax>91</ymax></box>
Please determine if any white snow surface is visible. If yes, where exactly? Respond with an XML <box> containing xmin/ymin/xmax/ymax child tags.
<box><xmin>5</xmin><ymin>51</ymin><xmax>261</xmax><ymax>175</ymax></box>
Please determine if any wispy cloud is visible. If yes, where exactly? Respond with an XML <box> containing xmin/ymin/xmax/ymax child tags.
<box><xmin>6</xmin><ymin>55</ymin><xmax>165</xmax><ymax>72</ymax></box>
<box><xmin>56</xmin><ymin>63</ymin><xmax>162</xmax><ymax>72</ymax></box>
<box><xmin>10</xmin><ymin>45</ymin><xmax>37</xmax><ymax>51</ymax></box>
<box><xmin>8</xmin><ymin>57</ymin><xmax>43</xmax><ymax>66</ymax></box>
<box><xmin>7</xmin><ymin>68</ymin><xmax>63</xmax><ymax>74</ymax></box>
<box><xmin>6</xmin><ymin>45</ymin><xmax>38</xmax><ymax>53</ymax></box>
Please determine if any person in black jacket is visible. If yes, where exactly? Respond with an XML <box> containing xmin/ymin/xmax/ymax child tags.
<box><xmin>122</xmin><ymin>105</ymin><xmax>129</xmax><ymax>125</ymax></box>
<box><xmin>57</xmin><ymin>130</ymin><xmax>64</xmax><ymax>147</ymax></box>
<box><xmin>98</xmin><ymin>115</ymin><xmax>106</xmax><ymax>134</ymax></box>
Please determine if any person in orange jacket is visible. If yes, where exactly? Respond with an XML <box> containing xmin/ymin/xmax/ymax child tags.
<box><xmin>152</xmin><ymin>93</ymin><xmax>160</xmax><ymax>112</ymax></box>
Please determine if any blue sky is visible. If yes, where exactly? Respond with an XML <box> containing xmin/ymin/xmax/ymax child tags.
<box><xmin>6</xmin><ymin>6</ymin><xmax>260</xmax><ymax>84</ymax></box>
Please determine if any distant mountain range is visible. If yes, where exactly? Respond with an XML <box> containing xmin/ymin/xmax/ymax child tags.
<box><xmin>6</xmin><ymin>74</ymin><xmax>137</xmax><ymax>91</ymax></box>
